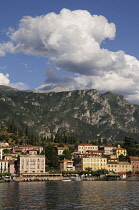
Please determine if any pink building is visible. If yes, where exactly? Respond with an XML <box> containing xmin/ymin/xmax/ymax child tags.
<box><xmin>129</xmin><ymin>156</ymin><xmax>139</xmax><ymax>173</ymax></box>
<box><xmin>16</xmin><ymin>154</ymin><xmax>45</xmax><ymax>175</ymax></box>
<box><xmin>8</xmin><ymin>161</ymin><xmax>15</xmax><ymax>175</ymax></box>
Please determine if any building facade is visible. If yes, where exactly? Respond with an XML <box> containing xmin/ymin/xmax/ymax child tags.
<box><xmin>129</xmin><ymin>156</ymin><xmax>139</xmax><ymax>173</ymax></box>
<box><xmin>0</xmin><ymin>148</ymin><xmax>3</xmax><ymax>159</ymax></box>
<box><xmin>8</xmin><ymin>161</ymin><xmax>15</xmax><ymax>175</ymax></box>
<box><xmin>13</xmin><ymin>145</ymin><xmax>43</xmax><ymax>154</ymax></box>
<box><xmin>16</xmin><ymin>154</ymin><xmax>45</xmax><ymax>175</ymax></box>
<box><xmin>82</xmin><ymin>156</ymin><xmax>107</xmax><ymax>171</ymax></box>
<box><xmin>0</xmin><ymin>160</ymin><xmax>8</xmax><ymax>173</ymax></box>
<box><xmin>59</xmin><ymin>159</ymin><xmax>75</xmax><ymax>171</ymax></box>
<box><xmin>106</xmin><ymin>161</ymin><xmax>132</xmax><ymax>173</ymax></box>
<box><xmin>113</xmin><ymin>148</ymin><xmax>127</xmax><ymax>158</ymax></box>
<box><xmin>78</xmin><ymin>144</ymin><xmax>98</xmax><ymax>154</ymax></box>
<box><xmin>54</xmin><ymin>146</ymin><xmax>69</xmax><ymax>155</ymax></box>
<box><xmin>103</xmin><ymin>146</ymin><xmax>116</xmax><ymax>155</ymax></box>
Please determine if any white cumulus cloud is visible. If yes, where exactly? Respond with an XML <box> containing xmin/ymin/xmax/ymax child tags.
<box><xmin>0</xmin><ymin>73</ymin><xmax>10</xmax><ymax>85</ymax></box>
<box><xmin>0</xmin><ymin>73</ymin><xmax>29</xmax><ymax>90</ymax></box>
<box><xmin>1</xmin><ymin>8</ymin><xmax>139</xmax><ymax>103</ymax></box>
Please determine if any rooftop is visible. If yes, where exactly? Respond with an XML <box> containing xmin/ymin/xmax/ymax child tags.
<box><xmin>129</xmin><ymin>156</ymin><xmax>139</xmax><ymax>160</ymax></box>
<box><xmin>78</xmin><ymin>144</ymin><xmax>97</xmax><ymax>146</ymax></box>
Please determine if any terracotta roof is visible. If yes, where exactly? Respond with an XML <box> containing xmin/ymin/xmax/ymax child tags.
<box><xmin>60</xmin><ymin>159</ymin><xmax>73</xmax><ymax>162</ymax></box>
<box><xmin>116</xmin><ymin>148</ymin><xmax>126</xmax><ymax>150</ymax></box>
<box><xmin>129</xmin><ymin>156</ymin><xmax>139</xmax><ymax>160</ymax></box>
<box><xmin>56</xmin><ymin>147</ymin><xmax>68</xmax><ymax>150</ymax></box>
<box><xmin>118</xmin><ymin>172</ymin><xmax>126</xmax><ymax>175</ymax></box>
<box><xmin>78</xmin><ymin>144</ymin><xmax>97</xmax><ymax>146</ymax></box>
<box><xmin>14</xmin><ymin>145</ymin><xmax>43</xmax><ymax>148</ymax></box>
<box><xmin>87</xmin><ymin>150</ymin><xmax>104</xmax><ymax>153</ymax></box>
<box><xmin>0</xmin><ymin>146</ymin><xmax>12</xmax><ymax>149</ymax></box>
<box><xmin>8</xmin><ymin>161</ymin><xmax>15</xmax><ymax>164</ymax></box>
<box><xmin>54</xmin><ymin>145</ymin><xmax>68</xmax><ymax>149</ymax></box>
<box><xmin>0</xmin><ymin>159</ymin><xmax>8</xmax><ymax>162</ymax></box>
<box><xmin>29</xmin><ymin>149</ymin><xmax>37</xmax><ymax>151</ymax></box>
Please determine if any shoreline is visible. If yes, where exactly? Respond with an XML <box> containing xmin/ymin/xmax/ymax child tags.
<box><xmin>1</xmin><ymin>177</ymin><xmax>139</xmax><ymax>182</ymax></box>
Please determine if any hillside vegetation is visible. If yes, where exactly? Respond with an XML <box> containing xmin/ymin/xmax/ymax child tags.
<box><xmin>1</xmin><ymin>85</ymin><xmax>139</xmax><ymax>143</ymax></box>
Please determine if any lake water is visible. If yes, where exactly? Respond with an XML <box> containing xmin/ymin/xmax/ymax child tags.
<box><xmin>0</xmin><ymin>181</ymin><xmax>139</xmax><ymax>210</ymax></box>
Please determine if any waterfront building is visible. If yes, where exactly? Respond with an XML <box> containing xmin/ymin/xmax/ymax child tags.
<box><xmin>16</xmin><ymin>152</ymin><xmax>45</xmax><ymax>175</ymax></box>
<box><xmin>0</xmin><ymin>159</ymin><xmax>8</xmax><ymax>173</ymax></box>
<box><xmin>106</xmin><ymin>161</ymin><xmax>132</xmax><ymax>173</ymax></box>
<box><xmin>78</xmin><ymin>144</ymin><xmax>98</xmax><ymax>154</ymax></box>
<box><xmin>54</xmin><ymin>145</ymin><xmax>69</xmax><ymax>155</ymax></box>
<box><xmin>81</xmin><ymin>156</ymin><xmax>107</xmax><ymax>171</ymax></box>
<box><xmin>117</xmin><ymin>162</ymin><xmax>132</xmax><ymax>172</ymax></box>
<box><xmin>59</xmin><ymin>159</ymin><xmax>75</xmax><ymax>171</ymax></box>
<box><xmin>129</xmin><ymin>156</ymin><xmax>139</xmax><ymax>173</ymax></box>
<box><xmin>8</xmin><ymin>160</ymin><xmax>15</xmax><ymax>175</ymax></box>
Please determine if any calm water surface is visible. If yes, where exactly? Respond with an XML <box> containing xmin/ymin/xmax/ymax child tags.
<box><xmin>0</xmin><ymin>181</ymin><xmax>139</xmax><ymax>210</ymax></box>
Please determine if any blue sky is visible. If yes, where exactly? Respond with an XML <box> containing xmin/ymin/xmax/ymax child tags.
<box><xmin>1</xmin><ymin>0</ymin><xmax>139</xmax><ymax>103</ymax></box>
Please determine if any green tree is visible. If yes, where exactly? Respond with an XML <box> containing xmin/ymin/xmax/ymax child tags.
<box><xmin>123</xmin><ymin>136</ymin><xmax>137</xmax><ymax>156</ymax></box>
<box><xmin>103</xmin><ymin>138</ymin><xmax>108</xmax><ymax>145</ymax></box>
<box><xmin>119</xmin><ymin>154</ymin><xmax>129</xmax><ymax>162</ymax></box>
<box><xmin>59</xmin><ymin>149</ymin><xmax>71</xmax><ymax>161</ymax></box>
<box><xmin>3</xmin><ymin>149</ymin><xmax>11</xmax><ymax>154</ymax></box>
<box><xmin>45</xmin><ymin>143</ymin><xmax>59</xmax><ymax>169</ymax></box>
<box><xmin>126</xmin><ymin>171</ymin><xmax>132</xmax><ymax>175</ymax></box>
<box><xmin>85</xmin><ymin>167</ymin><xmax>92</xmax><ymax>171</ymax></box>
<box><xmin>135</xmin><ymin>170</ymin><xmax>139</xmax><ymax>174</ymax></box>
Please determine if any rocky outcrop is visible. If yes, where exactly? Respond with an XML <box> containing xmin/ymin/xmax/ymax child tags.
<box><xmin>0</xmin><ymin>85</ymin><xmax>139</xmax><ymax>142</ymax></box>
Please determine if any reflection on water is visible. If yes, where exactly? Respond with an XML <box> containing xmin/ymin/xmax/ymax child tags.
<box><xmin>0</xmin><ymin>181</ymin><xmax>139</xmax><ymax>209</ymax></box>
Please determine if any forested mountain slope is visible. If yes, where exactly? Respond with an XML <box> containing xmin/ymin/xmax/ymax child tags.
<box><xmin>0</xmin><ymin>85</ymin><xmax>139</xmax><ymax>142</ymax></box>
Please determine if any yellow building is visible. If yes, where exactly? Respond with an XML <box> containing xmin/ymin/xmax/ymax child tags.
<box><xmin>82</xmin><ymin>156</ymin><xmax>107</xmax><ymax>171</ymax></box>
<box><xmin>113</xmin><ymin>148</ymin><xmax>127</xmax><ymax>158</ymax></box>
<box><xmin>106</xmin><ymin>161</ymin><xmax>132</xmax><ymax>173</ymax></box>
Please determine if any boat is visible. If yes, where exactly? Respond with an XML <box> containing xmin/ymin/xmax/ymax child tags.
<box><xmin>4</xmin><ymin>176</ymin><xmax>11</xmax><ymax>182</ymax></box>
<box><xmin>62</xmin><ymin>178</ymin><xmax>71</xmax><ymax>182</ymax></box>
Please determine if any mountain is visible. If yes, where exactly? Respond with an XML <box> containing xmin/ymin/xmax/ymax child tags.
<box><xmin>0</xmin><ymin>85</ymin><xmax>139</xmax><ymax>143</ymax></box>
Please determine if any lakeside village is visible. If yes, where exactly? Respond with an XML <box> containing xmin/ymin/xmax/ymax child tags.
<box><xmin>1</xmin><ymin>137</ymin><xmax>139</xmax><ymax>182</ymax></box>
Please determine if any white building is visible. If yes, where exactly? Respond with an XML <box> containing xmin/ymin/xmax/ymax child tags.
<box><xmin>100</xmin><ymin>146</ymin><xmax>116</xmax><ymax>155</ymax></box>
<box><xmin>54</xmin><ymin>145</ymin><xmax>69</xmax><ymax>155</ymax></box>
<box><xmin>78</xmin><ymin>144</ymin><xmax>98</xmax><ymax>154</ymax></box>
<box><xmin>0</xmin><ymin>160</ymin><xmax>8</xmax><ymax>173</ymax></box>
<box><xmin>0</xmin><ymin>148</ymin><xmax>3</xmax><ymax>159</ymax></box>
